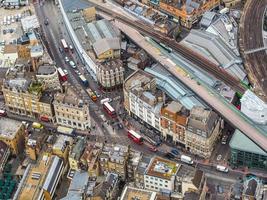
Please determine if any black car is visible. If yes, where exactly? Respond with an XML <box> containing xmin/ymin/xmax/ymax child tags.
<box><xmin>164</xmin><ymin>153</ymin><xmax>175</xmax><ymax>160</ymax></box>
<box><xmin>44</xmin><ymin>19</ymin><xmax>49</xmax><ymax>25</ymax></box>
<box><xmin>117</xmin><ymin>123</ymin><xmax>123</xmax><ymax>129</ymax></box>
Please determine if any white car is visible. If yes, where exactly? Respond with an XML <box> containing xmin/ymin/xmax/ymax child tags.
<box><xmin>64</xmin><ymin>56</ymin><xmax>69</xmax><ymax>62</ymax></box>
<box><xmin>69</xmin><ymin>61</ymin><xmax>76</xmax><ymax>68</ymax></box>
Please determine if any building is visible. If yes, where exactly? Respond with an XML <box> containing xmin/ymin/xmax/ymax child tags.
<box><xmin>222</xmin><ymin>0</ymin><xmax>241</xmax><ymax>7</ymax></box>
<box><xmin>80</xmin><ymin>142</ymin><xmax>103</xmax><ymax>177</ymax></box>
<box><xmin>92</xmin><ymin>173</ymin><xmax>120</xmax><ymax>200</ymax></box>
<box><xmin>99</xmin><ymin>143</ymin><xmax>129</xmax><ymax>180</ymax></box>
<box><xmin>36</xmin><ymin>64</ymin><xmax>61</xmax><ymax>91</ymax></box>
<box><xmin>68</xmin><ymin>137</ymin><xmax>86</xmax><ymax>171</ymax></box>
<box><xmin>128</xmin><ymin>149</ymin><xmax>142</xmax><ymax>181</ymax></box>
<box><xmin>242</xmin><ymin>176</ymin><xmax>264</xmax><ymax>200</ymax></box>
<box><xmin>185</xmin><ymin>106</ymin><xmax>221</xmax><ymax>159</ymax></box>
<box><xmin>0</xmin><ymin>118</ymin><xmax>25</xmax><ymax>155</ymax></box>
<box><xmin>25</xmin><ymin>129</ymin><xmax>47</xmax><ymax>161</ymax></box>
<box><xmin>0</xmin><ymin>141</ymin><xmax>10</xmax><ymax>173</ymax></box>
<box><xmin>124</xmin><ymin>70</ymin><xmax>163</xmax><ymax>131</ymax></box>
<box><xmin>96</xmin><ymin>59</ymin><xmax>125</xmax><ymax>90</ymax></box>
<box><xmin>54</xmin><ymin>84</ymin><xmax>90</xmax><ymax>130</ymax></box>
<box><xmin>86</xmin><ymin>19</ymin><xmax>121</xmax><ymax>60</ymax></box>
<box><xmin>52</xmin><ymin>135</ymin><xmax>73</xmax><ymax>163</ymax></box>
<box><xmin>240</xmin><ymin>90</ymin><xmax>267</xmax><ymax>125</ymax></box>
<box><xmin>181</xmin><ymin>29</ymin><xmax>247</xmax><ymax>82</ymax></box>
<box><xmin>120</xmin><ymin>186</ymin><xmax>157</xmax><ymax>200</ymax></box>
<box><xmin>3</xmin><ymin>66</ymin><xmax>55</xmax><ymax>122</ymax></box>
<box><xmin>134</xmin><ymin>154</ymin><xmax>152</xmax><ymax>188</ymax></box>
<box><xmin>176</xmin><ymin>165</ymin><xmax>205</xmax><ymax>197</ymax></box>
<box><xmin>15</xmin><ymin>155</ymin><xmax>64</xmax><ymax>200</ymax></box>
<box><xmin>143</xmin><ymin>0</ymin><xmax>220</xmax><ymax>28</ymax></box>
<box><xmin>60</xmin><ymin>171</ymin><xmax>89</xmax><ymax>200</ymax></box>
<box><xmin>144</xmin><ymin>156</ymin><xmax>179</xmax><ymax>194</ymax></box>
<box><xmin>161</xmin><ymin>101</ymin><xmax>189</xmax><ymax>146</ymax></box>
<box><xmin>229</xmin><ymin>129</ymin><xmax>267</xmax><ymax>170</ymax></box>
<box><xmin>3</xmin><ymin>44</ymin><xmax>18</xmax><ymax>63</ymax></box>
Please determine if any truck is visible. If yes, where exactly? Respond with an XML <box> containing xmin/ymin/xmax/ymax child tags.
<box><xmin>216</xmin><ymin>165</ymin><xmax>229</xmax><ymax>173</ymax></box>
<box><xmin>79</xmin><ymin>75</ymin><xmax>89</xmax><ymax>87</ymax></box>
<box><xmin>57</xmin><ymin>126</ymin><xmax>75</xmax><ymax>136</ymax></box>
<box><xmin>180</xmin><ymin>155</ymin><xmax>194</xmax><ymax>165</ymax></box>
<box><xmin>100</xmin><ymin>98</ymin><xmax>112</xmax><ymax>104</ymax></box>
<box><xmin>32</xmin><ymin>122</ymin><xmax>43</xmax><ymax>129</ymax></box>
<box><xmin>86</xmin><ymin>88</ymin><xmax>97</xmax><ymax>102</ymax></box>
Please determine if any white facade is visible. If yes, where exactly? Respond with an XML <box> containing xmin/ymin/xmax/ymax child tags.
<box><xmin>36</xmin><ymin>65</ymin><xmax>61</xmax><ymax>90</ymax></box>
<box><xmin>144</xmin><ymin>174</ymin><xmax>175</xmax><ymax>192</ymax></box>
<box><xmin>240</xmin><ymin>90</ymin><xmax>267</xmax><ymax>125</ymax></box>
<box><xmin>129</xmin><ymin>92</ymin><xmax>162</xmax><ymax>130</ymax></box>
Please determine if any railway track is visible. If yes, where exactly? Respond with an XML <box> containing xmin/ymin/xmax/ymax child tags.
<box><xmin>95</xmin><ymin>5</ymin><xmax>247</xmax><ymax>94</ymax></box>
<box><xmin>241</xmin><ymin>0</ymin><xmax>267</xmax><ymax>96</ymax></box>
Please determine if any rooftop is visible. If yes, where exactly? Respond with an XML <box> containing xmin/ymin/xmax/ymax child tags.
<box><xmin>146</xmin><ymin>156</ymin><xmax>179</xmax><ymax>180</ymax></box>
<box><xmin>120</xmin><ymin>186</ymin><xmax>157</xmax><ymax>200</ymax></box>
<box><xmin>181</xmin><ymin>29</ymin><xmax>246</xmax><ymax>82</ymax></box>
<box><xmin>37</xmin><ymin>64</ymin><xmax>57</xmax><ymax>75</ymax></box>
<box><xmin>145</xmin><ymin>64</ymin><xmax>207</xmax><ymax>110</ymax></box>
<box><xmin>177</xmin><ymin>165</ymin><xmax>203</xmax><ymax>189</ymax></box>
<box><xmin>61</xmin><ymin>171</ymin><xmax>89</xmax><ymax>200</ymax></box>
<box><xmin>0</xmin><ymin>141</ymin><xmax>9</xmax><ymax>164</ymax></box>
<box><xmin>4</xmin><ymin>44</ymin><xmax>18</xmax><ymax>54</ymax></box>
<box><xmin>21</xmin><ymin>15</ymin><xmax>40</xmax><ymax>32</ymax></box>
<box><xmin>0</xmin><ymin>118</ymin><xmax>22</xmax><ymax>139</ymax></box>
<box><xmin>229</xmin><ymin>129</ymin><xmax>267</xmax><ymax>156</ymax></box>
<box><xmin>17</xmin><ymin>155</ymin><xmax>63</xmax><ymax>200</ymax></box>
<box><xmin>53</xmin><ymin>135</ymin><xmax>73</xmax><ymax>152</ymax></box>
<box><xmin>100</xmin><ymin>143</ymin><xmax>128</xmax><ymax>163</ymax></box>
<box><xmin>136</xmin><ymin>154</ymin><xmax>152</xmax><ymax>175</ymax></box>
<box><xmin>69</xmin><ymin>137</ymin><xmax>86</xmax><ymax>160</ymax></box>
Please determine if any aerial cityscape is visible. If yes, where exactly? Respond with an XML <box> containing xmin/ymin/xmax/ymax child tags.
<box><xmin>0</xmin><ymin>0</ymin><xmax>266</xmax><ymax>199</ymax></box>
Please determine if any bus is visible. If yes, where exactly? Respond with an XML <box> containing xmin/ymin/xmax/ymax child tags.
<box><xmin>57</xmin><ymin>126</ymin><xmax>75</xmax><ymax>136</ymax></box>
<box><xmin>79</xmin><ymin>75</ymin><xmax>89</xmax><ymax>87</ymax></box>
<box><xmin>57</xmin><ymin>67</ymin><xmax>67</xmax><ymax>82</ymax></box>
<box><xmin>61</xmin><ymin>39</ymin><xmax>68</xmax><ymax>51</ymax></box>
<box><xmin>128</xmin><ymin>130</ymin><xmax>144</xmax><ymax>144</ymax></box>
<box><xmin>86</xmin><ymin>88</ymin><xmax>97</xmax><ymax>102</ymax></box>
<box><xmin>103</xmin><ymin>102</ymin><xmax>116</xmax><ymax>117</ymax></box>
<box><xmin>32</xmin><ymin>122</ymin><xmax>43</xmax><ymax>129</ymax></box>
<box><xmin>0</xmin><ymin>109</ymin><xmax>7</xmax><ymax>117</ymax></box>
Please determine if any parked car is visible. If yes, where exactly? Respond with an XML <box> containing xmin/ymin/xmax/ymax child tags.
<box><xmin>44</xmin><ymin>18</ymin><xmax>49</xmax><ymax>25</ymax></box>
<box><xmin>64</xmin><ymin>56</ymin><xmax>69</xmax><ymax>62</ymax></box>
<box><xmin>69</xmin><ymin>61</ymin><xmax>76</xmax><ymax>69</ymax></box>
<box><xmin>221</xmin><ymin>135</ymin><xmax>228</xmax><ymax>144</ymax></box>
<box><xmin>117</xmin><ymin>123</ymin><xmax>123</xmax><ymax>129</ymax></box>
<box><xmin>216</xmin><ymin>154</ymin><xmax>222</xmax><ymax>161</ymax></box>
<box><xmin>171</xmin><ymin>149</ymin><xmax>179</xmax><ymax>156</ymax></box>
<box><xmin>165</xmin><ymin>152</ymin><xmax>175</xmax><ymax>160</ymax></box>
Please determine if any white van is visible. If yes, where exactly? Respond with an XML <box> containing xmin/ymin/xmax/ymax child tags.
<box><xmin>180</xmin><ymin>155</ymin><xmax>194</xmax><ymax>165</ymax></box>
<box><xmin>216</xmin><ymin>165</ymin><xmax>229</xmax><ymax>173</ymax></box>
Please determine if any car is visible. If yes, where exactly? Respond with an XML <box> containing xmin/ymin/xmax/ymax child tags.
<box><xmin>171</xmin><ymin>149</ymin><xmax>179</xmax><ymax>156</ymax></box>
<box><xmin>149</xmin><ymin>147</ymin><xmax>158</xmax><ymax>152</ymax></box>
<box><xmin>69</xmin><ymin>61</ymin><xmax>76</xmax><ymax>68</ymax></box>
<box><xmin>221</xmin><ymin>135</ymin><xmax>228</xmax><ymax>144</ymax></box>
<box><xmin>165</xmin><ymin>152</ymin><xmax>175</xmax><ymax>160</ymax></box>
<box><xmin>94</xmin><ymin>90</ymin><xmax>100</xmax><ymax>98</ymax></box>
<box><xmin>44</xmin><ymin>18</ymin><xmax>49</xmax><ymax>25</ymax></box>
<box><xmin>117</xmin><ymin>123</ymin><xmax>123</xmax><ymax>129</ymax></box>
<box><xmin>64</xmin><ymin>56</ymin><xmax>69</xmax><ymax>62</ymax></box>
<box><xmin>216</xmin><ymin>154</ymin><xmax>222</xmax><ymax>161</ymax></box>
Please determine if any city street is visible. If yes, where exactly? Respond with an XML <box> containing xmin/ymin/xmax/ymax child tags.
<box><xmin>31</xmin><ymin>0</ymin><xmax>267</xmax><ymax>182</ymax></box>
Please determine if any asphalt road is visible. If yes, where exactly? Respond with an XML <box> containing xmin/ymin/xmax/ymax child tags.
<box><xmin>31</xmin><ymin>0</ymin><xmax>267</xmax><ymax>182</ymax></box>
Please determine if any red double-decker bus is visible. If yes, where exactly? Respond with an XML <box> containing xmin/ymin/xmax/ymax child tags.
<box><xmin>128</xmin><ymin>130</ymin><xmax>144</xmax><ymax>144</ymax></box>
<box><xmin>57</xmin><ymin>67</ymin><xmax>67</xmax><ymax>82</ymax></box>
<box><xmin>103</xmin><ymin>102</ymin><xmax>116</xmax><ymax>118</ymax></box>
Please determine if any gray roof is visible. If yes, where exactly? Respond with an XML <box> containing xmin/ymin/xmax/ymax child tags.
<box><xmin>92</xmin><ymin>38</ymin><xmax>120</xmax><ymax>56</ymax></box>
<box><xmin>37</xmin><ymin>64</ymin><xmax>56</xmax><ymax>75</ymax></box>
<box><xmin>229</xmin><ymin>129</ymin><xmax>267</xmax><ymax>156</ymax></box>
<box><xmin>181</xmin><ymin>29</ymin><xmax>246</xmax><ymax>81</ymax></box>
<box><xmin>61</xmin><ymin>171</ymin><xmax>89</xmax><ymax>200</ymax></box>
<box><xmin>70</xmin><ymin>137</ymin><xmax>86</xmax><ymax>160</ymax></box>
<box><xmin>200</xmin><ymin>11</ymin><xmax>218</xmax><ymax>28</ymax></box>
<box><xmin>61</xmin><ymin>0</ymin><xmax>93</xmax><ymax>12</ymax></box>
<box><xmin>145</xmin><ymin>64</ymin><xmax>207</xmax><ymax>110</ymax></box>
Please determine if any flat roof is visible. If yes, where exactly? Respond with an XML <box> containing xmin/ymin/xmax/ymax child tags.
<box><xmin>18</xmin><ymin>155</ymin><xmax>61</xmax><ymax>200</ymax></box>
<box><xmin>0</xmin><ymin>118</ymin><xmax>22</xmax><ymax>139</ymax></box>
<box><xmin>229</xmin><ymin>129</ymin><xmax>267</xmax><ymax>156</ymax></box>
<box><xmin>37</xmin><ymin>64</ymin><xmax>56</xmax><ymax>75</ymax></box>
<box><xmin>146</xmin><ymin>156</ymin><xmax>179</xmax><ymax>180</ymax></box>
<box><xmin>120</xmin><ymin>186</ymin><xmax>157</xmax><ymax>200</ymax></box>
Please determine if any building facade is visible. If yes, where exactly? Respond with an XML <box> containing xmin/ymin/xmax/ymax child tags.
<box><xmin>185</xmin><ymin>106</ymin><xmax>221</xmax><ymax>159</ymax></box>
<box><xmin>0</xmin><ymin>118</ymin><xmax>25</xmax><ymax>155</ymax></box>
<box><xmin>36</xmin><ymin>64</ymin><xmax>61</xmax><ymax>91</ymax></box>
<box><xmin>124</xmin><ymin>70</ymin><xmax>163</xmax><ymax>131</ymax></box>
<box><xmin>161</xmin><ymin>101</ymin><xmax>189</xmax><ymax>146</ymax></box>
<box><xmin>96</xmin><ymin>59</ymin><xmax>124</xmax><ymax>90</ymax></box>
<box><xmin>54</xmin><ymin>85</ymin><xmax>91</xmax><ymax>130</ymax></box>
<box><xmin>68</xmin><ymin>137</ymin><xmax>86</xmax><ymax>171</ymax></box>
<box><xmin>229</xmin><ymin>129</ymin><xmax>267</xmax><ymax>170</ymax></box>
